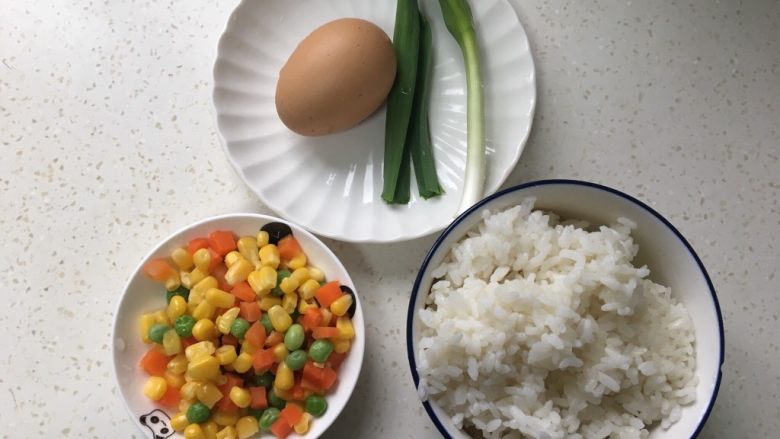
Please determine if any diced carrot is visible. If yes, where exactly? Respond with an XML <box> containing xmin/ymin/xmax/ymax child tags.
<box><xmin>232</xmin><ymin>282</ymin><xmax>256</xmax><ymax>302</ymax></box>
<box><xmin>239</xmin><ymin>301</ymin><xmax>262</xmax><ymax>322</ymax></box>
<box><xmin>187</xmin><ymin>237</ymin><xmax>210</xmax><ymax>255</ymax></box>
<box><xmin>216</xmin><ymin>394</ymin><xmax>239</xmax><ymax>412</ymax></box>
<box><xmin>312</xmin><ymin>327</ymin><xmax>340</xmax><ymax>340</ymax></box>
<box><xmin>223</xmin><ymin>373</ymin><xmax>243</xmax><ymax>389</ymax></box>
<box><xmin>181</xmin><ymin>336</ymin><xmax>197</xmax><ymax>349</ymax></box>
<box><xmin>270</xmin><ymin>418</ymin><xmax>292</xmax><ymax>439</ymax></box>
<box><xmin>277</xmin><ymin>236</ymin><xmax>302</xmax><ymax>261</ymax></box>
<box><xmin>289</xmin><ymin>381</ymin><xmax>306</xmax><ymax>401</ymax></box>
<box><xmin>208</xmin><ymin>249</ymin><xmax>224</xmax><ymax>274</ymax></box>
<box><xmin>158</xmin><ymin>386</ymin><xmax>181</xmax><ymax>408</ymax></box>
<box><xmin>270</xmin><ymin>363</ymin><xmax>279</xmax><ymax>375</ymax></box>
<box><xmin>326</xmin><ymin>351</ymin><xmax>347</xmax><ymax>370</ymax></box>
<box><xmin>314</xmin><ymin>281</ymin><xmax>343</xmax><ymax>308</ymax></box>
<box><xmin>244</xmin><ymin>321</ymin><xmax>267</xmax><ymax>347</ymax></box>
<box><xmin>143</xmin><ymin>259</ymin><xmax>173</xmax><ymax>282</ymax></box>
<box><xmin>279</xmin><ymin>404</ymin><xmax>304</xmax><ymax>427</ymax></box>
<box><xmin>300</xmin><ymin>377</ymin><xmax>324</xmax><ymax>394</ymax></box>
<box><xmin>250</xmin><ymin>387</ymin><xmax>268</xmax><ymax>409</ymax></box>
<box><xmin>221</xmin><ymin>334</ymin><xmax>239</xmax><ymax>347</ymax></box>
<box><xmin>208</xmin><ymin>230</ymin><xmax>237</xmax><ymax>257</ymax></box>
<box><xmin>320</xmin><ymin>367</ymin><xmax>338</xmax><ymax>390</ymax></box>
<box><xmin>265</xmin><ymin>331</ymin><xmax>283</xmax><ymax>347</ymax></box>
<box><xmin>139</xmin><ymin>349</ymin><xmax>170</xmax><ymax>376</ymax></box>
<box><xmin>300</xmin><ymin>308</ymin><xmax>321</xmax><ymax>332</ymax></box>
<box><xmin>302</xmin><ymin>361</ymin><xmax>324</xmax><ymax>383</ymax></box>
<box><xmin>212</xmin><ymin>262</ymin><xmax>231</xmax><ymax>291</ymax></box>
<box><xmin>252</xmin><ymin>349</ymin><xmax>276</xmax><ymax>372</ymax></box>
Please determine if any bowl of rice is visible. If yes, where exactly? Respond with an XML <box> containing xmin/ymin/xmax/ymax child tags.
<box><xmin>406</xmin><ymin>179</ymin><xmax>724</xmax><ymax>439</ymax></box>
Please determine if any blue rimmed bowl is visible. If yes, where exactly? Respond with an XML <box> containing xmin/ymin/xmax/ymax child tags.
<box><xmin>406</xmin><ymin>180</ymin><xmax>724</xmax><ymax>439</ymax></box>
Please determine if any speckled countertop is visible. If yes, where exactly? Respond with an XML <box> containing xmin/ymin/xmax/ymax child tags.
<box><xmin>1</xmin><ymin>0</ymin><xmax>778</xmax><ymax>437</ymax></box>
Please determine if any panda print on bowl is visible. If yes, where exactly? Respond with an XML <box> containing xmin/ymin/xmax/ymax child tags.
<box><xmin>140</xmin><ymin>409</ymin><xmax>174</xmax><ymax>439</ymax></box>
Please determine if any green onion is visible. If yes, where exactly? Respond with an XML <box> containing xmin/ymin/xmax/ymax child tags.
<box><xmin>382</xmin><ymin>0</ymin><xmax>421</xmax><ymax>204</ymax></box>
<box><xmin>438</xmin><ymin>0</ymin><xmax>484</xmax><ymax>213</ymax></box>
<box><xmin>409</xmin><ymin>13</ymin><xmax>444</xmax><ymax>199</ymax></box>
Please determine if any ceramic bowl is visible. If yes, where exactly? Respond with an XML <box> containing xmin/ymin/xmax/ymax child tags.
<box><xmin>406</xmin><ymin>179</ymin><xmax>724</xmax><ymax>439</ymax></box>
<box><xmin>112</xmin><ymin>214</ymin><xmax>364</xmax><ymax>438</ymax></box>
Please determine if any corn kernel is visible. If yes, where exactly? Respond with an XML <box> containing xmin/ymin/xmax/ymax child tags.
<box><xmin>216</xmin><ymin>307</ymin><xmax>241</xmax><ymax>334</ymax></box>
<box><xmin>216</xmin><ymin>426</ymin><xmax>237</xmax><ymax>439</ymax></box>
<box><xmin>229</xmin><ymin>386</ymin><xmax>251</xmax><ymax>408</ymax></box>
<box><xmin>153</xmin><ymin>309</ymin><xmax>170</xmax><ymax>325</ymax></box>
<box><xmin>202</xmin><ymin>421</ymin><xmax>219</xmax><ymax>439</ymax></box>
<box><xmin>180</xmin><ymin>381</ymin><xmax>200</xmax><ymax>401</ymax></box>
<box><xmin>167</xmin><ymin>295</ymin><xmax>187</xmax><ymax>322</ymax></box>
<box><xmin>171</xmin><ymin>412</ymin><xmax>190</xmax><ymax>432</ymax></box>
<box><xmin>167</xmin><ymin>354</ymin><xmax>188</xmax><ymax>374</ymax></box>
<box><xmin>330</xmin><ymin>294</ymin><xmax>353</xmax><ymax>317</ymax></box>
<box><xmin>143</xmin><ymin>376</ymin><xmax>167</xmax><ymax>400</ymax></box>
<box><xmin>272</xmin><ymin>385</ymin><xmax>294</xmax><ymax>401</ymax></box>
<box><xmin>192</xmin><ymin>301</ymin><xmax>216</xmax><ymax>321</ymax></box>
<box><xmin>256</xmin><ymin>231</ymin><xmax>270</xmax><ymax>247</ymax></box>
<box><xmin>258</xmin><ymin>296</ymin><xmax>282</xmax><ymax>311</ymax></box>
<box><xmin>334</xmin><ymin>338</ymin><xmax>351</xmax><ymax>354</ymax></box>
<box><xmin>268</xmin><ymin>305</ymin><xmax>293</xmax><ymax>332</ymax></box>
<box><xmin>272</xmin><ymin>343</ymin><xmax>289</xmax><ymax>363</ymax></box>
<box><xmin>192</xmin><ymin>319</ymin><xmax>217</xmax><ymax>342</ymax></box>
<box><xmin>214</xmin><ymin>374</ymin><xmax>228</xmax><ymax>386</ymax></box>
<box><xmin>197</xmin><ymin>382</ymin><xmax>224</xmax><ymax>408</ymax></box>
<box><xmin>139</xmin><ymin>313</ymin><xmax>156</xmax><ymax>343</ymax></box>
<box><xmin>193</xmin><ymin>248</ymin><xmax>212</xmax><ymax>273</ymax></box>
<box><xmin>179</xmin><ymin>398</ymin><xmax>193</xmax><ymax>413</ymax></box>
<box><xmin>172</xmin><ymin>248</ymin><xmax>194</xmax><ymax>270</ymax></box>
<box><xmin>213</xmin><ymin>410</ymin><xmax>240</xmax><ymax>426</ymax></box>
<box><xmin>298</xmin><ymin>279</ymin><xmax>320</xmax><ymax>301</ymax></box>
<box><xmin>163</xmin><ymin>329</ymin><xmax>182</xmax><ymax>355</ymax></box>
<box><xmin>320</xmin><ymin>308</ymin><xmax>333</xmax><ymax>326</ymax></box>
<box><xmin>165</xmin><ymin>270</ymin><xmax>182</xmax><ymax>291</ymax></box>
<box><xmin>289</xmin><ymin>267</ymin><xmax>310</xmax><ymax>285</ymax></box>
<box><xmin>247</xmin><ymin>266</ymin><xmax>276</xmax><ymax>295</ymax></box>
<box><xmin>336</xmin><ymin>316</ymin><xmax>355</xmax><ymax>340</ymax></box>
<box><xmin>164</xmin><ymin>369</ymin><xmax>186</xmax><ymax>389</ymax></box>
<box><xmin>225</xmin><ymin>258</ymin><xmax>253</xmax><ymax>286</ymax></box>
<box><xmin>307</xmin><ymin>266</ymin><xmax>325</xmax><ymax>282</ymax></box>
<box><xmin>237</xmin><ymin>236</ymin><xmax>261</xmax><ymax>269</ymax></box>
<box><xmin>294</xmin><ymin>412</ymin><xmax>312</xmax><ymax>435</ymax></box>
<box><xmin>215</xmin><ymin>345</ymin><xmax>238</xmax><ymax>365</ymax></box>
<box><xmin>206</xmin><ymin>288</ymin><xmax>236</xmax><ymax>309</ymax></box>
<box><xmin>187</xmin><ymin>355</ymin><xmax>221</xmax><ymax>381</ymax></box>
<box><xmin>298</xmin><ymin>298</ymin><xmax>317</xmax><ymax>314</ymax></box>
<box><xmin>224</xmin><ymin>251</ymin><xmax>242</xmax><ymax>268</ymax></box>
<box><xmin>274</xmin><ymin>361</ymin><xmax>294</xmax><ymax>390</ymax></box>
<box><xmin>184</xmin><ymin>424</ymin><xmax>206</xmax><ymax>439</ymax></box>
<box><xmin>288</xmin><ymin>252</ymin><xmax>307</xmax><ymax>270</ymax></box>
<box><xmin>258</xmin><ymin>244</ymin><xmax>280</xmax><ymax>269</ymax></box>
<box><xmin>240</xmin><ymin>339</ymin><xmax>259</xmax><ymax>355</ymax></box>
<box><xmin>231</xmin><ymin>352</ymin><xmax>253</xmax><ymax>373</ymax></box>
<box><xmin>235</xmin><ymin>416</ymin><xmax>259</xmax><ymax>439</ymax></box>
<box><xmin>190</xmin><ymin>276</ymin><xmax>218</xmax><ymax>305</ymax></box>
<box><xmin>279</xmin><ymin>276</ymin><xmax>299</xmax><ymax>295</ymax></box>
<box><xmin>182</xmin><ymin>267</ymin><xmax>208</xmax><ymax>289</ymax></box>
<box><xmin>282</xmin><ymin>293</ymin><xmax>298</xmax><ymax>314</ymax></box>
<box><xmin>185</xmin><ymin>341</ymin><xmax>216</xmax><ymax>361</ymax></box>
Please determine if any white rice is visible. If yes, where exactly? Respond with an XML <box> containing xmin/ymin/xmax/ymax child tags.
<box><xmin>416</xmin><ymin>198</ymin><xmax>696</xmax><ymax>439</ymax></box>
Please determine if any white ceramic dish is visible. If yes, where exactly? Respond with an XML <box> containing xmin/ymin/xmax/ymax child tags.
<box><xmin>212</xmin><ymin>0</ymin><xmax>536</xmax><ymax>242</ymax></box>
<box><xmin>112</xmin><ymin>214</ymin><xmax>365</xmax><ymax>439</ymax></box>
<box><xmin>406</xmin><ymin>180</ymin><xmax>724</xmax><ymax>438</ymax></box>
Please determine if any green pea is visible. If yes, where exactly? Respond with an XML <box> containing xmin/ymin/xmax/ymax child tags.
<box><xmin>231</xmin><ymin>317</ymin><xmax>250</xmax><ymax>339</ymax></box>
<box><xmin>272</xmin><ymin>270</ymin><xmax>291</xmax><ymax>296</ymax></box>
<box><xmin>284</xmin><ymin>324</ymin><xmax>305</xmax><ymax>351</ymax></box>
<box><xmin>148</xmin><ymin>323</ymin><xmax>170</xmax><ymax>344</ymax></box>
<box><xmin>186</xmin><ymin>401</ymin><xmax>211</xmax><ymax>423</ymax></box>
<box><xmin>267</xmin><ymin>388</ymin><xmax>286</xmax><ymax>409</ymax></box>
<box><xmin>260</xmin><ymin>314</ymin><xmax>273</xmax><ymax>334</ymax></box>
<box><xmin>174</xmin><ymin>315</ymin><xmax>196</xmax><ymax>338</ymax></box>
<box><xmin>308</xmin><ymin>339</ymin><xmax>334</xmax><ymax>363</ymax></box>
<box><xmin>258</xmin><ymin>407</ymin><xmax>280</xmax><ymax>430</ymax></box>
<box><xmin>285</xmin><ymin>350</ymin><xmax>307</xmax><ymax>371</ymax></box>
<box><xmin>305</xmin><ymin>395</ymin><xmax>328</xmax><ymax>417</ymax></box>
<box><xmin>166</xmin><ymin>286</ymin><xmax>189</xmax><ymax>303</ymax></box>
<box><xmin>246</xmin><ymin>407</ymin><xmax>264</xmax><ymax>420</ymax></box>
<box><xmin>252</xmin><ymin>372</ymin><xmax>274</xmax><ymax>388</ymax></box>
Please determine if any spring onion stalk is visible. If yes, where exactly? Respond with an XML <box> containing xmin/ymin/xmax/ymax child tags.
<box><xmin>382</xmin><ymin>0</ymin><xmax>421</xmax><ymax>204</ymax></box>
<box><xmin>409</xmin><ymin>13</ymin><xmax>444</xmax><ymax>199</ymax></box>
<box><xmin>438</xmin><ymin>0</ymin><xmax>484</xmax><ymax>213</ymax></box>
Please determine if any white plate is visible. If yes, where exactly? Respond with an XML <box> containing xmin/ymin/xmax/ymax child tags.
<box><xmin>213</xmin><ymin>0</ymin><xmax>536</xmax><ymax>242</ymax></box>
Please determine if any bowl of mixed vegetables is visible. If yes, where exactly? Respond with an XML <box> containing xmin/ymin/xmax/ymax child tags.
<box><xmin>112</xmin><ymin>214</ymin><xmax>364</xmax><ymax>439</ymax></box>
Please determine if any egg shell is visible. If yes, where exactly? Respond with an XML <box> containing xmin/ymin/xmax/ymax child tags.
<box><xmin>275</xmin><ymin>18</ymin><xmax>397</xmax><ymax>136</ymax></box>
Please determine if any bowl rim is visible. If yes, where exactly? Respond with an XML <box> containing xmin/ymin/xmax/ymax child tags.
<box><xmin>405</xmin><ymin>178</ymin><xmax>724</xmax><ymax>439</ymax></box>
<box><xmin>110</xmin><ymin>212</ymin><xmax>365</xmax><ymax>438</ymax></box>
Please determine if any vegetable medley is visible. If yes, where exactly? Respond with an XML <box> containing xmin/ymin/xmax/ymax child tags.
<box><xmin>138</xmin><ymin>223</ymin><xmax>356</xmax><ymax>439</ymax></box>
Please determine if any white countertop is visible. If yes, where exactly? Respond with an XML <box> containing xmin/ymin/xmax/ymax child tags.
<box><xmin>1</xmin><ymin>0</ymin><xmax>778</xmax><ymax>437</ymax></box>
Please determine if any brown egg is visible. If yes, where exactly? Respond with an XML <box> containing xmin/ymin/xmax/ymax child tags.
<box><xmin>275</xmin><ymin>18</ymin><xmax>397</xmax><ymax>136</ymax></box>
